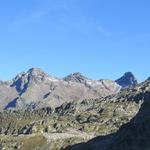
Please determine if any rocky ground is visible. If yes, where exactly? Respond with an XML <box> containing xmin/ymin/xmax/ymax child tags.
<box><xmin>0</xmin><ymin>85</ymin><xmax>143</xmax><ymax>149</ymax></box>
<box><xmin>64</xmin><ymin>77</ymin><xmax>150</xmax><ymax>150</ymax></box>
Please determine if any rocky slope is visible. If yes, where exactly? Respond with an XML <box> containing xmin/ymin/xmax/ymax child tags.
<box><xmin>65</xmin><ymin>77</ymin><xmax>150</xmax><ymax>150</ymax></box>
<box><xmin>0</xmin><ymin>68</ymin><xmax>122</xmax><ymax>111</ymax></box>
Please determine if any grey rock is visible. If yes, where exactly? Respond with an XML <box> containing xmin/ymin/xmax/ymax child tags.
<box><xmin>116</xmin><ymin>72</ymin><xmax>138</xmax><ymax>88</ymax></box>
<box><xmin>63</xmin><ymin>72</ymin><xmax>88</xmax><ymax>84</ymax></box>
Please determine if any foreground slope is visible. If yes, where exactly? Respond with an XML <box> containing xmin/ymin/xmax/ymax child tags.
<box><xmin>65</xmin><ymin>77</ymin><xmax>150</xmax><ymax>150</ymax></box>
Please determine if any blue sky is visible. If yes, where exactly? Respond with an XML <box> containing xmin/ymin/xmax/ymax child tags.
<box><xmin>0</xmin><ymin>0</ymin><xmax>150</xmax><ymax>81</ymax></box>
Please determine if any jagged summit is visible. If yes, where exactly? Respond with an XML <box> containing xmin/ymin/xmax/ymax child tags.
<box><xmin>15</xmin><ymin>67</ymin><xmax>50</xmax><ymax>80</ymax></box>
<box><xmin>11</xmin><ymin>68</ymin><xmax>50</xmax><ymax>94</ymax></box>
<box><xmin>27</xmin><ymin>67</ymin><xmax>46</xmax><ymax>74</ymax></box>
<box><xmin>26</xmin><ymin>67</ymin><xmax>50</xmax><ymax>79</ymax></box>
<box><xmin>115</xmin><ymin>72</ymin><xmax>138</xmax><ymax>88</ymax></box>
<box><xmin>63</xmin><ymin>72</ymin><xmax>88</xmax><ymax>83</ymax></box>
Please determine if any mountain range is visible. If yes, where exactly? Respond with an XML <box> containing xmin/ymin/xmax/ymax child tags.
<box><xmin>0</xmin><ymin>68</ymin><xmax>137</xmax><ymax>111</ymax></box>
<box><xmin>1</xmin><ymin>68</ymin><xmax>147</xmax><ymax>150</ymax></box>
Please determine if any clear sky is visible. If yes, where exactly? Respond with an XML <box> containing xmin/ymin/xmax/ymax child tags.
<box><xmin>0</xmin><ymin>0</ymin><xmax>149</xmax><ymax>81</ymax></box>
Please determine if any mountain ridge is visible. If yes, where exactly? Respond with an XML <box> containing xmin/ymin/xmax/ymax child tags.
<box><xmin>0</xmin><ymin>68</ymin><xmax>138</xmax><ymax>111</ymax></box>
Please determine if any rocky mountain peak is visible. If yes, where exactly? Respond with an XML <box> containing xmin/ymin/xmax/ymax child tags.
<box><xmin>12</xmin><ymin>68</ymin><xmax>50</xmax><ymax>94</ymax></box>
<box><xmin>27</xmin><ymin>67</ymin><xmax>50</xmax><ymax>81</ymax></box>
<box><xmin>63</xmin><ymin>72</ymin><xmax>88</xmax><ymax>83</ymax></box>
<box><xmin>116</xmin><ymin>72</ymin><xmax>138</xmax><ymax>88</ymax></box>
<box><xmin>27</xmin><ymin>67</ymin><xmax>47</xmax><ymax>76</ymax></box>
<box><xmin>15</xmin><ymin>67</ymin><xmax>49</xmax><ymax>81</ymax></box>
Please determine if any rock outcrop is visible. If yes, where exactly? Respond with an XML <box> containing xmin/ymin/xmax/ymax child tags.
<box><xmin>116</xmin><ymin>72</ymin><xmax>138</xmax><ymax>88</ymax></box>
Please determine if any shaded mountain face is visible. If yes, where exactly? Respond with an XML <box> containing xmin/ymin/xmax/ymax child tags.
<box><xmin>0</xmin><ymin>81</ymin><xmax>18</xmax><ymax>110</ymax></box>
<box><xmin>116</xmin><ymin>72</ymin><xmax>138</xmax><ymax>88</ymax></box>
<box><xmin>0</xmin><ymin>68</ymin><xmax>121</xmax><ymax>111</ymax></box>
